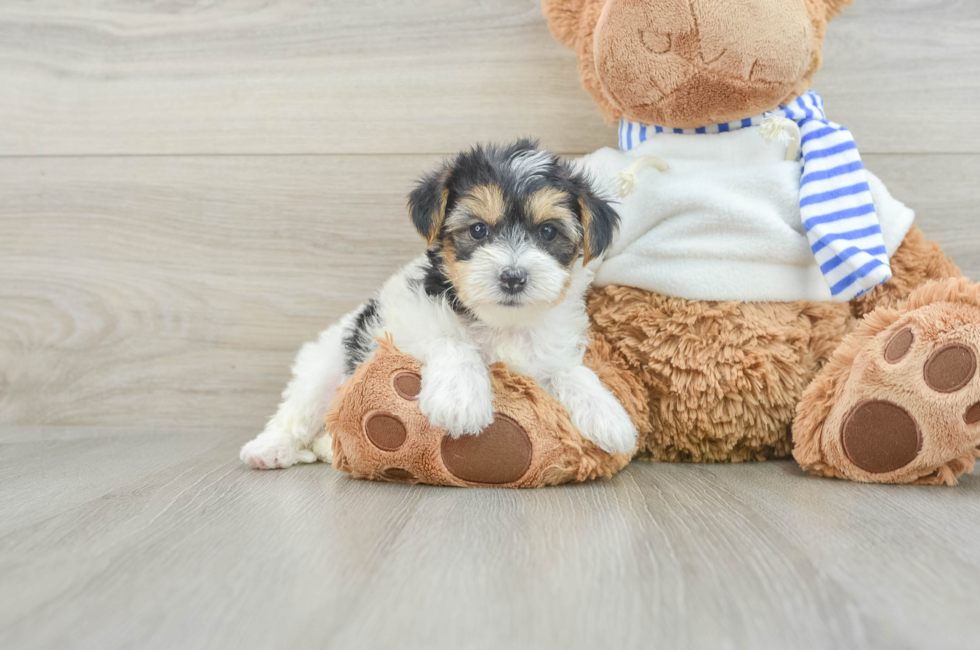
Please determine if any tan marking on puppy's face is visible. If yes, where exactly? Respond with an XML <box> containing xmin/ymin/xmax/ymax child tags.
<box><xmin>438</xmin><ymin>234</ymin><xmax>471</xmax><ymax>305</ymax></box>
<box><xmin>451</xmin><ymin>184</ymin><xmax>506</xmax><ymax>229</ymax></box>
<box><xmin>553</xmin><ymin>271</ymin><xmax>576</xmax><ymax>307</ymax></box>
<box><xmin>526</xmin><ymin>187</ymin><xmax>575</xmax><ymax>225</ymax></box>
<box><xmin>525</xmin><ymin>187</ymin><xmax>584</xmax><ymax>271</ymax></box>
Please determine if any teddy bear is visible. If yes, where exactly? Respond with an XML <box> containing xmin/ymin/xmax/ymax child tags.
<box><xmin>326</xmin><ymin>0</ymin><xmax>980</xmax><ymax>487</ymax></box>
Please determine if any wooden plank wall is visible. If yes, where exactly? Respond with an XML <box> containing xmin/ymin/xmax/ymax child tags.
<box><xmin>2</xmin><ymin>0</ymin><xmax>979</xmax><ymax>431</ymax></box>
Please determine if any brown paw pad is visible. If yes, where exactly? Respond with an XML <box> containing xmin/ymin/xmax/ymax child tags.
<box><xmin>842</xmin><ymin>400</ymin><xmax>922</xmax><ymax>474</ymax></box>
<box><xmin>382</xmin><ymin>467</ymin><xmax>416</xmax><ymax>482</ymax></box>
<box><xmin>364</xmin><ymin>412</ymin><xmax>408</xmax><ymax>451</ymax></box>
<box><xmin>393</xmin><ymin>371</ymin><xmax>421</xmax><ymax>400</ymax></box>
<box><xmin>884</xmin><ymin>328</ymin><xmax>914</xmax><ymax>363</ymax></box>
<box><xmin>923</xmin><ymin>344</ymin><xmax>976</xmax><ymax>393</ymax></box>
<box><xmin>440</xmin><ymin>414</ymin><xmax>532</xmax><ymax>485</ymax></box>
<box><xmin>964</xmin><ymin>401</ymin><xmax>980</xmax><ymax>425</ymax></box>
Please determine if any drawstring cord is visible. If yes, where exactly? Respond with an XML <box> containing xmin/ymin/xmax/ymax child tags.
<box><xmin>614</xmin><ymin>114</ymin><xmax>797</xmax><ymax>198</ymax></box>
<box><xmin>759</xmin><ymin>114</ymin><xmax>802</xmax><ymax>162</ymax></box>
<box><xmin>613</xmin><ymin>155</ymin><xmax>669</xmax><ymax>197</ymax></box>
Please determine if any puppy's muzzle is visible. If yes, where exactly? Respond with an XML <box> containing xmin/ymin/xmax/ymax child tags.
<box><xmin>499</xmin><ymin>267</ymin><xmax>528</xmax><ymax>295</ymax></box>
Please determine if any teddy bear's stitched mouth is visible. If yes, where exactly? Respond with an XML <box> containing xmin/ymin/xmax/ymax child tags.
<box><xmin>637</xmin><ymin>28</ymin><xmax>731</xmax><ymax>68</ymax></box>
<box><xmin>608</xmin><ymin>71</ymin><xmax>787</xmax><ymax>127</ymax></box>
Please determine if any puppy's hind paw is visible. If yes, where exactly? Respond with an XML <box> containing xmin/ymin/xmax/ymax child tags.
<box><xmin>240</xmin><ymin>431</ymin><xmax>300</xmax><ymax>469</ymax></box>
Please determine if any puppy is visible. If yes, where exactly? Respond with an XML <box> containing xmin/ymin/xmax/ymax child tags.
<box><xmin>241</xmin><ymin>140</ymin><xmax>638</xmax><ymax>469</ymax></box>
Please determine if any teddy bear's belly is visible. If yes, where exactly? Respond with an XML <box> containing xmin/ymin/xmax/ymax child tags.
<box><xmin>586</xmin><ymin>283</ymin><xmax>854</xmax><ymax>462</ymax></box>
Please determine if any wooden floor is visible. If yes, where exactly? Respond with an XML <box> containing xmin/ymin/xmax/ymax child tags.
<box><xmin>2</xmin><ymin>426</ymin><xmax>979</xmax><ymax>650</ymax></box>
<box><xmin>2</xmin><ymin>1</ymin><xmax>980</xmax><ymax>648</ymax></box>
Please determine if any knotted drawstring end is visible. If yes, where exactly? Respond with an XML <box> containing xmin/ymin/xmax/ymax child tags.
<box><xmin>613</xmin><ymin>155</ymin><xmax>669</xmax><ymax>197</ymax></box>
<box><xmin>759</xmin><ymin>114</ymin><xmax>802</xmax><ymax>162</ymax></box>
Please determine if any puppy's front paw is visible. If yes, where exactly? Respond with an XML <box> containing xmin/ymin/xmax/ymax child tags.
<box><xmin>419</xmin><ymin>365</ymin><xmax>495</xmax><ymax>437</ymax></box>
<box><xmin>569</xmin><ymin>394</ymin><xmax>638</xmax><ymax>455</ymax></box>
<box><xmin>241</xmin><ymin>429</ymin><xmax>314</xmax><ymax>469</ymax></box>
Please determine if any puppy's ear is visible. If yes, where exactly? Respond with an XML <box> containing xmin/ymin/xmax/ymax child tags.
<box><xmin>408</xmin><ymin>166</ymin><xmax>451</xmax><ymax>246</ymax></box>
<box><xmin>578</xmin><ymin>193</ymin><xmax>619</xmax><ymax>265</ymax></box>
<box><xmin>560</xmin><ymin>162</ymin><xmax>619</xmax><ymax>264</ymax></box>
<box><xmin>574</xmin><ymin>176</ymin><xmax>619</xmax><ymax>265</ymax></box>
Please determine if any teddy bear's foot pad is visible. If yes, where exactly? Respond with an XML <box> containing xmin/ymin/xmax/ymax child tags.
<box><xmin>841</xmin><ymin>400</ymin><xmax>921</xmax><ymax>474</ymax></box>
<box><xmin>795</xmin><ymin>279</ymin><xmax>980</xmax><ymax>485</ymax></box>
<box><xmin>440</xmin><ymin>415</ymin><xmax>532</xmax><ymax>484</ymax></box>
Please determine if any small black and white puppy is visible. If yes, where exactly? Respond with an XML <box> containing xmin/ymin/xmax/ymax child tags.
<box><xmin>241</xmin><ymin>140</ymin><xmax>638</xmax><ymax>469</ymax></box>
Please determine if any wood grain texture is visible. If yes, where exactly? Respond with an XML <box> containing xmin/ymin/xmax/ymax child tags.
<box><xmin>0</xmin><ymin>425</ymin><xmax>978</xmax><ymax>650</ymax></box>
<box><xmin>0</xmin><ymin>154</ymin><xmax>429</xmax><ymax>428</ymax></box>
<box><xmin>0</xmin><ymin>0</ymin><xmax>978</xmax><ymax>156</ymax></box>
<box><xmin>3</xmin><ymin>154</ymin><xmax>979</xmax><ymax>429</ymax></box>
<box><xmin>1</xmin><ymin>1</ymin><xmax>979</xmax><ymax>646</ymax></box>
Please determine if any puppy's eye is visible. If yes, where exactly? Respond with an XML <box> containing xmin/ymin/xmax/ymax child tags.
<box><xmin>469</xmin><ymin>222</ymin><xmax>489</xmax><ymax>240</ymax></box>
<box><xmin>539</xmin><ymin>224</ymin><xmax>558</xmax><ymax>242</ymax></box>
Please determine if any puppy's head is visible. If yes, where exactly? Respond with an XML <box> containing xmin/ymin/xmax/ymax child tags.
<box><xmin>408</xmin><ymin>140</ymin><xmax>618</xmax><ymax>324</ymax></box>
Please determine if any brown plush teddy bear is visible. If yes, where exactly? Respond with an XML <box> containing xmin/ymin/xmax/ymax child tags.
<box><xmin>327</xmin><ymin>0</ymin><xmax>980</xmax><ymax>487</ymax></box>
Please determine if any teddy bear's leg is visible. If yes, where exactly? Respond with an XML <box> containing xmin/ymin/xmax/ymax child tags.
<box><xmin>794</xmin><ymin>230</ymin><xmax>980</xmax><ymax>484</ymax></box>
<box><xmin>587</xmin><ymin>286</ymin><xmax>851</xmax><ymax>463</ymax></box>
<box><xmin>327</xmin><ymin>337</ymin><xmax>633</xmax><ymax>487</ymax></box>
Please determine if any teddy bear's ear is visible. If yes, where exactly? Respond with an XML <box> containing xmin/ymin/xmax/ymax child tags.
<box><xmin>407</xmin><ymin>165</ymin><xmax>451</xmax><ymax>247</ymax></box>
<box><xmin>542</xmin><ymin>0</ymin><xmax>589</xmax><ymax>48</ymax></box>
<box><xmin>824</xmin><ymin>0</ymin><xmax>856</xmax><ymax>21</ymax></box>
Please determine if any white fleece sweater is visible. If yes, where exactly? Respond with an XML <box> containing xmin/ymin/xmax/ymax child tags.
<box><xmin>575</xmin><ymin>127</ymin><xmax>915</xmax><ymax>302</ymax></box>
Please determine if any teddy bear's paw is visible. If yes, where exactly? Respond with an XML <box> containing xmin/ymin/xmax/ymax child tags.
<box><xmin>328</xmin><ymin>336</ymin><xmax>636</xmax><ymax>487</ymax></box>
<box><xmin>798</xmin><ymin>299</ymin><xmax>980</xmax><ymax>485</ymax></box>
<box><xmin>348</xmin><ymin>369</ymin><xmax>533</xmax><ymax>486</ymax></box>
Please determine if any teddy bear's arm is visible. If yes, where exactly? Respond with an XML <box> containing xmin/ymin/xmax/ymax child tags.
<box><xmin>850</xmin><ymin>225</ymin><xmax>962</xmax><ymax>318</ymax></box>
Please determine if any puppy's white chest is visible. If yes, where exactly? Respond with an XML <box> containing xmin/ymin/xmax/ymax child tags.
<box><xmin>494</xmin><ymin>338</ymin><xmax>532</xmax><ymax>373</ymax></box>
<box><xmin>471</xmin><ymin>327</ymin><xmax>538</xmax><ymax>376</ymax></box>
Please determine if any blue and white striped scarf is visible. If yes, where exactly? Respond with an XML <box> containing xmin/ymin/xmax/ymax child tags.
<box><xmin>618</xmin><ymin>90</ymin><xmax>891</xmax><ymax>300</ymax></box>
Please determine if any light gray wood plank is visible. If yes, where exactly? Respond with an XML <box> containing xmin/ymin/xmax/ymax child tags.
<box><xmin>3</xmin><ymin>154</ymin><xmax>979</xmax><ymax>429</ymax></box>
<box><xmin>0</xmin><ymin>425</ymin><xmax>223</xmax><ymax>537</ymax></box>
<box><xmin>0</xmin><ymin>425</ymin><xmax>977</xmax><ymax>650</ymax></box>
<box><xmin>866</xmin><ymin>153</ymin><xmax>980</xmax><ymax>279</ymax></box>
<box><xmin>821</xmin><ymin>0</ymin><xmax>980</xmax><ymax>154</ymax></box>
<box><xmin>0</xmin><ymin>154</ymin><xmax>432</xmax><ymax>429</ymax></box>
<box><xmin>0</xmin><ymin>0</ymin><xmax>611</xmax><ymax>156</ymax></box>
<box><xmin>0</xmin><ymin>0</ymin><xmax>977</xmax><ymax>156</ymax></box>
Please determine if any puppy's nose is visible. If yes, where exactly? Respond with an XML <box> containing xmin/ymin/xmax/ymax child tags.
<box><xmin>499</xmin><ymin>267</ymin><xmax>528</xmax><ymax>294</ymax></box>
